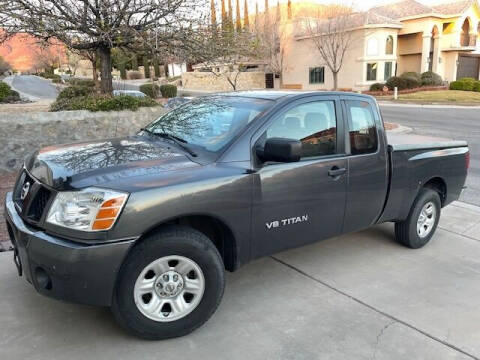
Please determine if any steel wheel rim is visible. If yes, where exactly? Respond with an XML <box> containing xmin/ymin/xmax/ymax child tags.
<box><xmin>134</xmin><ymin>255</ymin><xmax>205</xmax><ymax>322</ymax></box>
<box><xmin>417</xmin><ymin>201</ymin><xmax>436</xmax><ymax>238</ymax></box>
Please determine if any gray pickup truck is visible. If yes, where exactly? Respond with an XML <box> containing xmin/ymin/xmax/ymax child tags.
<box><xmin>5</xmin><ymin>91</ymin><xmax>469</xmax><ymax>339</ymax></box>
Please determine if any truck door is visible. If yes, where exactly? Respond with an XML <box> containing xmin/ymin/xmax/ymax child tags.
<box><xmin>251</xmin><ymin>97</ymin><xmax>348</xmax><ymax>258</ymax></box>
<box><xmin>342</xmin><ymin>99</ymin><xmax>389</xmax><ymax>233</ymax></box>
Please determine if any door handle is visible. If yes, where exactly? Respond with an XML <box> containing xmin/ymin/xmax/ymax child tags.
<box><xmin>328</xmin><ymin>166</ymin><xmax>347</xmax><ymax>178</ymax></box>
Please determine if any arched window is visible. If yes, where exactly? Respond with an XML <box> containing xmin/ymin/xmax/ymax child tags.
<box><xmin>367</xmin><ymin>38</ymin><xmax>379</xmax><ymax>56</ymax></box>
<box><xmin>385</xmin><ymin>35</ymin><xmax>394</xmax><ymax>55</ymax></box>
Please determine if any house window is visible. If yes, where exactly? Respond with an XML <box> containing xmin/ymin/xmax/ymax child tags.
<box><xmin>386</xmin><ymin>36</ymin><xmax>394</xmax><ymax>55</ymax></box>
<box><xmin>309</xmin><ymin>67</ymin><xmax>325</xmax><ymax>84</ymax></box>
<box><xmin>367</xmin><ymin>38</ymin><xmax>379</xmax><ymax>56</ymax></box>
<box><xmin>366</xmin><ymin>63</ymin><xmax>377</xmax><ymax>81</ymax></box>
<box><xmin>384</xmin><ymin>62</ymin><xmax>393</xmax><ymax>80</ymax></box>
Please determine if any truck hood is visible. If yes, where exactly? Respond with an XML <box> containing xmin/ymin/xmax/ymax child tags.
<box><xmin>25</xmin><ymin>136</ymin><xmax>201</xmax><ymax>190</ymax></box>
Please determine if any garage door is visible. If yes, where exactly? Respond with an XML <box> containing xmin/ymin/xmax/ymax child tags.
<box><xmin>457</xmin><ymin>56</ymin><xmax>479</xmax><ymax>79</ymax></box>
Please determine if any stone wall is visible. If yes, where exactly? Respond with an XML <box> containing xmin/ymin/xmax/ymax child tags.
<box><xmin>0</xmin><ymin>107</ymin><xmax>167</xmax><ymax>174</ymax></box>
<box><xmin>182</xmin><ymin>71</ymin><xmax>266</xmax><ymax>91</ymax></box>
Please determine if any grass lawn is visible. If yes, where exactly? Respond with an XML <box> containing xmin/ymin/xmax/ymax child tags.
<box><xmin>378</xmin><ymin>90</ymin><xmax>480</xmax><ymax>104</ymax></box>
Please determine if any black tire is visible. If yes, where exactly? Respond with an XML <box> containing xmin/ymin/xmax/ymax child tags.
<box><xmin>395</xmin><ymin>188</ymin><xmax>441</xmax><ymax>249</ymax></box>
<box><xmin>112</xmin><ymin>226</ymin><xmax>225</xmax><ymax>340</ymax></box>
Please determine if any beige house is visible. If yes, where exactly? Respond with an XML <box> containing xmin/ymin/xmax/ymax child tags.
<box><xmin>281</xmin><ymin>0</ymin><xmax>480</xmax><ymax>91</ymax></box>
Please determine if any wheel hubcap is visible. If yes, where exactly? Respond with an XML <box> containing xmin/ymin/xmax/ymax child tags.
<box><xmin>417</xmin><ymin>201</ymin><xmax>436</xmax><ymax>238</ymax></box>
<box><xmin>134</xmin><ymin>255</ymin><xmax>205</xmax><ymax>322</ymax></box>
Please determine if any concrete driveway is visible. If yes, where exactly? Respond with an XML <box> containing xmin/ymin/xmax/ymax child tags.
<box><xmin>1</xmin><ymin>201</ymin><xmax>480</xmax><ymax>360</ymax></box>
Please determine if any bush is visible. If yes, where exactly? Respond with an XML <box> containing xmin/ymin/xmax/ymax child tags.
<box><xmin>449</xmin><ymin>81</ymin><xmax>463</xmax><ymax>90</ymax></box>
<box><xmin>1</xmin><ymin>89</ymin><xmax>21</xmax><ymax>103</ymax></box>
<box><xmin>420</xmin><ymin>71</ymin><xmax>442</xmax><ymax>86</ymax></box>
<box><xmin>51</xmin><ymin>94</ymin><xmax>158</xmax><ymax>112</ymax></box>
<box><xmin>0</xmin><ymin>81</ymin><xmax>11</xmax><ymax>100</ymax></box>
<box><xmin>448</xmin><ymin>78</ymin><xmax>480</xmax><ymax>92</ymax></box>
<box><xmin>369</xmin><ymin>83</ymin><xmax>385</xmax><ymax>91</ymax></box>
<box><xmin>160</xmin><ymin>84</ymin><xmax>177</xmax><ymax>98</ymax></box>
<box><xmin>57</xmin><ymin>85</ymin><xmax>94</xmax><ymax>101</ymax></box>
<box><xmin>386</xmin><ymin>76</ymin><xmax>408</xmax><ymax>90</ymax></box>
<box><xmin>404</xmin><ymin>77</ymin><xmax>420</xmax><ymax>89</ymax></box>
<box><xmin>39</xmin><ymin>72</ymin><xmax>61</xmax><ymax>81</ymax></box>
<box><xmin>52</xmin><ymin>78</ymin><xmax>63</xmax><ymax>84</ymax></box>
<box><xmin>460</xmin><ymin>78</ymin><xmax>475</xmax><ymax>91</ymax></box>
<box><xmin>400</xmin><ymin>72</ymin><xmax>421</xmax><ymax>83</ymax></box>
<box><xmin>474</xmin><ymin>81</ymin><xmax>480</xmax><ymax>92</ymax></box>
<box><xmin>67</xmin><ymin>78</ymin><xmax>95</xmax><ymax>87</ymax></box>
<box><xmin>128</xmin><ymin>70</ymin><xmax>142</xmax><ymax>80</ymax></box>
<box><xmin>139</xmin><ymin>83</ymin><xmax>160</xmax><ymax>98</ymax></box>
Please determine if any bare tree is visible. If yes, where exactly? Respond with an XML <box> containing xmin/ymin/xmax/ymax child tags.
<box><xmin>31</xmin><ymin>42</ymin><xmax>63</xmax><ymax>74</ymax></box>
<box><xmin>256</xmin><ymin>3</ymin><xmax>288</xmax><ymax>88</ymax></box>
<box><xmin>0</xmin><ymin>0</ymin><xmax>206</xmax><ymax>94</ymax></box>
<box><xmin>66</xmin><ymin>50</ymin><xmax>83</xmax><ymax>76</ymax></box>
<box><xmin>187</xmin><ymin>28</ymin><xmax>260</xmax><ymax>91</ymax></box>
<box><xmin>305</xmin><ymin>6</ymin><xmax>355</xmax><ymax>90</ymax></box>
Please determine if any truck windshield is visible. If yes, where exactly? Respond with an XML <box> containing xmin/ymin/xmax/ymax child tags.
<box><xmin>145</xmin><ymin>96</ymin><xmax>273</xmax><ymax>152</ymax></box>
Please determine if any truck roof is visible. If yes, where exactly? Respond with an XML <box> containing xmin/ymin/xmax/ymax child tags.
<box><xmin>215</xmin><ymin>90</ymin><xmax>375</xmax><ymax>102</ymax></box>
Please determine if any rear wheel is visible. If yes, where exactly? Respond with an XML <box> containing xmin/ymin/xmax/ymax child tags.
<box><xmin>112</xmin><ymin>226</ymin><xmax>225</xmax><ymax>340</ymax></box>
<box><xmin>395</xmin><ymin>188</ymin><xmax>441</xmax><ymax>249</ymax></box>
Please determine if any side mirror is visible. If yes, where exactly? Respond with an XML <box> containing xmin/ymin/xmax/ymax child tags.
<box><xmin>258</xmin><ymin>137</ymin><xmax>302</xmax><ymax>163</ymax></box>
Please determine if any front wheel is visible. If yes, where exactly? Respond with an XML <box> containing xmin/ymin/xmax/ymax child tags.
<box><xmin>112</xmin><ymin>226</ymin><xmax>225</xmax><ymax>340</ymax></box>
<box><xmin>395</xmin><ymin>188</ymin><xmax>441</xmax><ymax>249</ymax></box>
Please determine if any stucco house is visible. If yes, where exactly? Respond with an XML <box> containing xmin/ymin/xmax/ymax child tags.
<box><xmin>281</xmin><ymin>0</ymin><xmax>480</xmax><ymax>91</ymax></box>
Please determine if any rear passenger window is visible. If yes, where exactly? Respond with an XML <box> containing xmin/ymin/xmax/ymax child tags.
<box><xmin>346</xmin><ymin>101</ymin><xmax>378</xmax><ymax>155</ymax></box>
<box><xmin>265</xmin><ymin>101</ymin><xmax>337</xmax><ymax>158</ymax></box>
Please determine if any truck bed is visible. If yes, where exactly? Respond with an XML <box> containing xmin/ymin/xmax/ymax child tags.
<box><xmin>378</xmin><ymin>133</ymin><xmax>469</xmax><ymax>224</ymax></box>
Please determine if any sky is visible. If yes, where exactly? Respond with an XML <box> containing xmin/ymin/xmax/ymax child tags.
<box><xmin>245</xmin><ymin>0</ymin><xmax>450</xmax><ymax>11</ymax></box>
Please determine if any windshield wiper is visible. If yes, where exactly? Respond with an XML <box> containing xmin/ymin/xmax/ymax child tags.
<box><xmin>141</xmin><ymin>129</ymin><xmax>197</xmax><ymax>157</ymax></box>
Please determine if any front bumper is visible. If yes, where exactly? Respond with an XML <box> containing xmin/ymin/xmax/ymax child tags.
<box><xmin>4</xmin><ymin>192</ymin><xmax>135</xmax><ymax>306</ymax></box>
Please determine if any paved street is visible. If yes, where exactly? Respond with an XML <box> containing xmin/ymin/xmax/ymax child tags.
<box><xmin>381</xmin><ymin>104</ymin><xmax>480</xmax><ymax>206</ymax></box>
<box><xmin>1</xmin><ymin>201</ymin><xmax>479</xmax><ymax>359</ymax></box>
<box><xmin>8</xmin><ymin>75</ymin><xmax>58</xmax><ymax>100</ymax></box>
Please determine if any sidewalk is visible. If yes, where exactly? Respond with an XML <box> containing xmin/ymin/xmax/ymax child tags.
<box><xmin>0</xmin><ymin>201</ymin><xmax>479</xmax><ymax>359</ymax></box>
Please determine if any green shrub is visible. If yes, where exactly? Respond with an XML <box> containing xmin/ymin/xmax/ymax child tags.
<box><xmin>0</xmin><ymin>81</ymin><xmax>11</xmax><ymax>100</ymax></box>
<box><xmin>449</xmin><ymin>81</ymin><xmax>464</xmax><ymax>90</ymax></box>
<box><xmin>139</xmin><ymin>83</ymin><xmax>160</xmax><ymax>98</ymax></box>
<box><xmin>400</xmin><ymin>72</ymin><xmax>421</xmax><ymax>83</ymax></box>
<box><xmin>51</xmin><ymin>94</ymin><xmax>158</xmax><ymax>112</ymax></box>
<box><xmin>474</xmin><ymin>81</ymin><xmax>480</xmax><ymax>92</ymax></box>
<box><xmin>39</xmin><ymin>72</ymin><xmax>61</xmax><ymax>80</ymax></box>
<box><xmin>369</xmin><ymin>83</ymin><xmax>385</xmax><ymax>91</ymax></box>
<box><xmin>404</xmin><ymin>77</ymin><xmax>420</xmax><ymax>89</ymax></box>
<box><xmin>57</xmin><ymin>85</ymin><xmax>93</xmax><ymax>101</ymax></box>
<box><xmin>52</xmin><ymin>78</ymin><xmax>63</xmax><ymax>84</ymax></box>
<box><xmin>160</xmin><ymin>84</ymin><xmax>177</xmax><ymax>98</ymax></box>
<box><xmin>0</xmin><ymin>89</ymin><xmax>21</xmax><ymax>103</ymax></box>
<box><xmin>386</xmin><ymin>76</ymin><xmax>408</xmax><ymax>90</ymax></box>
<box><xmin>420</xmin><ymin>71</ymin><xmax>442</xmax><ymax>86</ymax></box>
<box><xmin>67</xmin><ymin>78</ymin><xmax>96</xmax><ymax>87</ymax></box>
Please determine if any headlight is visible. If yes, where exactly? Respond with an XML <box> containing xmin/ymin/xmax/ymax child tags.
<box><xmin>46</xmin><ymin>187</ymin><xmax>128</xmax><ymax>232</ymax></box>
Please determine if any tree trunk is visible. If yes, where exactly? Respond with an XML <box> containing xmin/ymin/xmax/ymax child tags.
<box><xmin>332</xmin><ymin>71</ymin><xmax>338</xmax><ymax>91</ymax></box>
<box><xmin>91</xmin><ymin>59</ymin><xmax>100</xmax><ymax>92</ymax></box>
<box><xmin>98</xmin><ymin>46</ymin><xmax>113</xmax><ymax>94</ymax></box>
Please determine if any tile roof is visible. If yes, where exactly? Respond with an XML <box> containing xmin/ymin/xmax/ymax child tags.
<box><xmin>370</xmin><ymin>0</ymin><xmax>433</xmax><ymax>19</ymax></box>
<box><xmin>370</xmin><ymin>0</ymin><xmax>476</xmax><ymax>19</ymax></box>
<box><xmin>432</xmin><ymin>0</ymin><xmax>474</xmax><ymax>15</ymax></box>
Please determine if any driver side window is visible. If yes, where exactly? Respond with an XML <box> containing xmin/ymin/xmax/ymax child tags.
<box><xmin>265</xmin><ymin>101</ymin><xmax>337</xmax><ymax>158</ymax></box>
